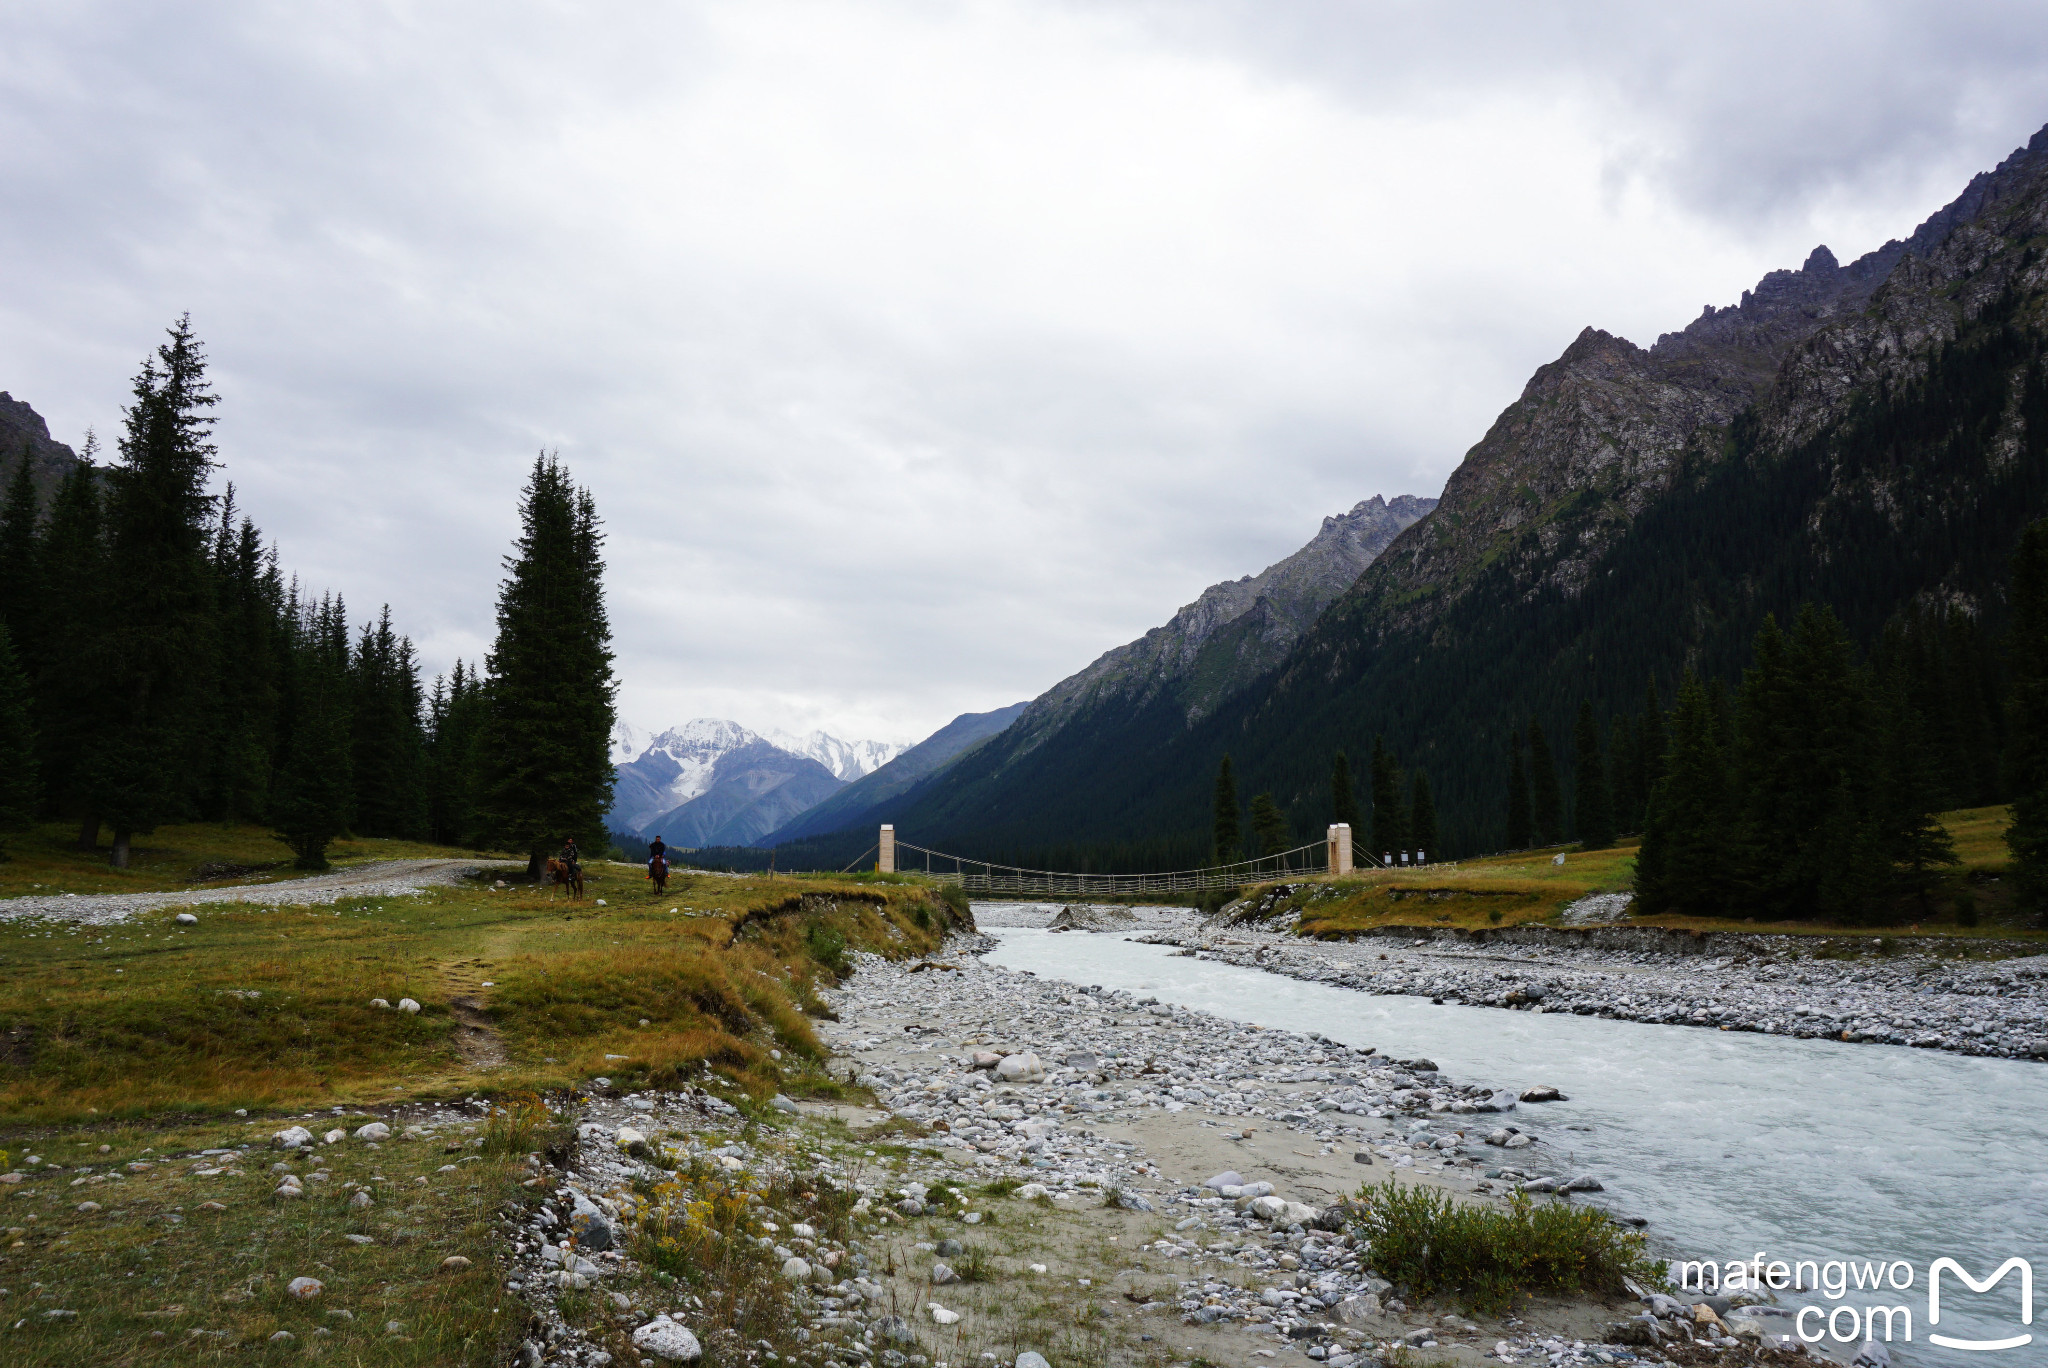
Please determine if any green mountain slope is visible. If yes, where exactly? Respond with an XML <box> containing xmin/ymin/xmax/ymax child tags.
<box><xmin>854</xmin><ymin>121</ymin><xmax>2048</xmax><ymax>869</ymax></box>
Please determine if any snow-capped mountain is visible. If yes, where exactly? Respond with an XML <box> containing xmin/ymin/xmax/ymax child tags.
<box><xmin>763</xmin><ymin>730</ymin><xmax>906</xmax><ymax>782</ymax></box>
<box><xmin>608</xmin><ymin>719</ymin><xmax>907</xmax><ymax>838</ymax></box>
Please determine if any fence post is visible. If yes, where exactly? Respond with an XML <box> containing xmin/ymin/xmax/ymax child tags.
<box><xmin>878</xmin><ymin>825</ymin><xmax>895</xmax><ymax>874</ymax></box>
<box><xmin>1329</xmin><ymin>823</ymin><xmax>1353</xmax><ymax>875</ymax></box>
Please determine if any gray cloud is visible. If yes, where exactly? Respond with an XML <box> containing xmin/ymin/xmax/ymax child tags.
<box><xmin>2</xmin><ymin>1</ymin><xmax>2043</xmax><ymax>743</ymax></box>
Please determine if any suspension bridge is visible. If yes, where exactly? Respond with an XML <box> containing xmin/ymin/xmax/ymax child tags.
<box><xmin>849</xmin><ymin>823</ymin><xmax>1428</xmax><ymax>897</ymax></box>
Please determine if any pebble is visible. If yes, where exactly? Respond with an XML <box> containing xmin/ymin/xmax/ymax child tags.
<box><xmin>286</xmin><ymin>1276</ymin><xmax>323</xmax><ymax>1299</ymax></box>
<box><xmin>1136</xmin><ymin>898</ymin><xmax>2048</xmax><ymax>1062</ymax></box>
<box><xmin>175</xmin><ymin>913</ymin><xmax>198</xmax><ymax>925</ymax></box>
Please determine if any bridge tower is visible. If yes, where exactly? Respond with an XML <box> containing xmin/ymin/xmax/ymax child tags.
<box><xmin>1327</xmin><ymin>822</ymin><xmax>1353</xmax><ymax>875</ymax></box>
<box><xmin>878</xmin><ymin>824</ymin><xmax>895</xmax><ymax>874</ymax></box>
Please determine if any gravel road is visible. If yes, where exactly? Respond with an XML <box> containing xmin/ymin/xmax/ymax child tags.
<box><xmin>0</xmin><ymin>857</ymin><xmax>520</xmax><ymax>926</ymax></box>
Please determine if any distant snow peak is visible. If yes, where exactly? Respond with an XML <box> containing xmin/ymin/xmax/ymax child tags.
<box><xmin>764</xmin><ymin>729</ymin><xmax>908</xmax><ymax>781</ymax></box>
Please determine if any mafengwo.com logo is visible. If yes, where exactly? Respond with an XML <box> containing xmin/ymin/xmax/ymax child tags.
<box><xmin>1677</xmin><ymin>1254</ymin><xmax>2031</xmax><ymax>1351</ymax></box>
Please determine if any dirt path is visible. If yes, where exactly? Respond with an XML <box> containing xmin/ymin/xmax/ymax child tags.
<box><xmin>0</xmin><ymin>856</ymin><xmax>522</xmax><ymax>925</ymax></box>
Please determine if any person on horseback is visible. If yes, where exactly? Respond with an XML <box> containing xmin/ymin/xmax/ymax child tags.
<box><xmin>558</xmin><ymin>835</ymin><xmax>581</xmax><ymax>882</ymax></box>
<box><xmin>646</xmin><ymin>834</ymin><xmax>669</xmax><ymax>892</ymax></box>
<box><xmin>647</xmin><ymin>835</ymin><xmax>667</xmax><ymax>865</ymax></box>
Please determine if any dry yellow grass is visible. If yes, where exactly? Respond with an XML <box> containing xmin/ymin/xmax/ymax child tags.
<box><xmin>1286</xmin><ymin>806</ymin><xmax>2041</xmax><ymax>942</ymax></box>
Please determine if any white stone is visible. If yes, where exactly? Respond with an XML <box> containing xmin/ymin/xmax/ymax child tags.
<box><xmin>1017</xmin><ymin>1354</ymin><xmax>1052</xmax><ymax>1368</ymax></box>
<box><xmin>631</xmin><ymin>1316</ymin><xmax>703</xmax><ymax>1363</ymax></box>
<box><xmin>287</xmin><ymin>1276</ymin><xmax>323</xmax><ymax>1299</ymax></box>
<box><xmin>354</xmin><ymin>1122</ymin><xmax>391</xmax><ymax>1141</ymax></box>
<box><xmin>1015</xmin><ymin>1183</ymin><xmax>1050</xmax><ymax>1200</ymax></box>
<box><xmin>369</xmin><ymin>998</ymin><xmax>390</xmax><ymax>1009</ymax></box>
<box><xmin>929</xmin><ymin>1304</ymin><xmax>961</xmax><ymax>1325</ymax></box>
<box><xmin>616</xmin><ymin>1126</ymin><xmax>648</xmax><ymax>1154</ymax></box>
<box><xmin>780</xmin><ymin>1257</ymin><xmax>811</xmax><ymax>1282</ymax></box>
<box><xmin>1250</xmin><ymin>1195</ymin><xmax>1288</xmax><ymax>1222</ymax></box>
<box><xmin>175</xmin><ymin>913</ymin><xmax>198</xmax><ymax>925</ymax></box>
<box><xmin>272</xmin><ymin>1126</ymin><xmax>313</xmax><ymax>1150</ymax></box>
<box><xmin>350</xmin><ymin>1189</ymin><xmax>374</xmax><ymax>1208</ymax></box>
<box><xmin>397</xmin><ymin>998</ymin><xmax>421</xmax><ymax>1013</ymax></box>
<box><xmin>323</xmin><ymin>1129</ymin><xmax>346</xmax><ymax>1144</ymax></box>
<box><xmin>994</xmin><ymin>1052</ymin><xmax>1045</xmax><ymax>1083</ymax></box>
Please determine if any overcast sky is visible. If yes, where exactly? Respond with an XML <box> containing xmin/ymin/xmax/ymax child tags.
<box><xmin>4</xmin><ymin>2</ymin><xmax>2046</xmax><ymax>746</ymax></box>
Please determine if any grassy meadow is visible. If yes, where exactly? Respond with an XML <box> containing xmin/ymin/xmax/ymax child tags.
<box><xmin>1288</xmin><ymin>804</ymin><xmax>2043</xmax><ymax>944</ymax></box>
<box><xmin>0</xmin><ymin>820</ymin><xmax>508</xmax><ymax>901</ymax></box>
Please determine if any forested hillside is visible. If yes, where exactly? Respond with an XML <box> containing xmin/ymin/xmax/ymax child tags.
<box><xmin>0</xmin><ymin>319</ymin><xmax>615</xmax><ymax>874</ymax></box>
<box><xmin>846</xmin><ymin>122</ymin><xmax>2048</xmax><ymax>872</ymax></box>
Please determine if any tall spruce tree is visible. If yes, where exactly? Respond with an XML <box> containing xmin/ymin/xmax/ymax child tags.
<box><xmin>1408</xmin><ymin>771</ymin><xmax>1438</xmax><ymax>861</ymax></box>
<box><xmin>272</xmin><ymin>594</ymin><xmax>353</xmax><ymax>869</ymax></box>
<box><xmin>35</xmin><ymin>449</ymin><xmax>103</xmax><ymax>840</ymax></box>
<box><xmin>427</xmin><ymin>661</ymin><xmax>488</xmax><ymax>847</ymax></box>
<box><xmin>1505</xmin><ymin>732</ymin><xmax>1533</xmax><ymax>850</ymax></box>
<box><xmin>1637</xmin><ymin>679</ymin><xmax>1666</xmax><ymax>832</ymax></box>
<box><xmin>1607</xmin><ymin>713</ymin><xmax>1639</xmax><ymax>834</ymax></box>
<box><xmin>1573</xmin><ymin>700</ymin><xmax>1614</xmax><ymax>849</ymax></box>
<box><xmin>0</xmin><ymin>448</ymin><xmax>42</xmax><ymax>658</ymax></box>
<box><xmin>479</xmin><ymin>456</ymin><xmax>617</xmax><ymax>878</ymax></box>
<box><xmin>2005</xmin><ymin>519</ymin><xmax>2048</xmax><ymax>911</ymax></box>
<box><xmin>1330</xmin><ymin>751</ymin><xmax>1359</xmax><ymax>836</ymax></box>
<box><xmin>1874</xmin><ymin>667</ymin><xmax>1959</xmax><ymax>915</ymax></box>
<box><xmin>201</xmin><ymin>494</ymin><xmax>284</xmax><ymax>823</ymax></box>
<box><xmin>82</xmin><ymin>316</ymin><xmax>220</xmax><ymax>867</ymax></box>
<box><xmin>1634</xmin><ymin>672</ymin><xmax>1730</xmax><ymax>916</ymax></box>
<box><xmin>1212</xmin><ymin>754</ymin><xmax>1240</xmax><ymax>864</ymax></box>
<box><xmin>1370</xmin><ymin>735</ymin><xmax>1407</xmax><ymax>858</ymax></box>
<box><xmin>1527</xmin><ymin>720</ymin><xmax>1563</xmax><ymax>846</ymax></box>
<box><xmin>0</xmin><ymin>623</ymin><xmax>39</xmax><ymax>855</ymax></box>
<box><xmin>351</xmin><ymin>606</ymin><xmax>427</xmax><ymax>838</ymax></box>
<box><xmin>1249</xmin><ymin>792</ymin><xmax>1289</xmax><ymax>859</ymax></box>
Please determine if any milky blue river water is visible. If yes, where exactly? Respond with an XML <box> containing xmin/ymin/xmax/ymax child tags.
<box><xmin>983</xmin><ymin>925</ymin><xmax>2048</xmax><ymax>1365</ymax></box>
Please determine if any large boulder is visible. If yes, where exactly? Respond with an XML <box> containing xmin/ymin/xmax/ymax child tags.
<box><xmin>994</xmin><ymin>1052</ymin><xmax>1045</xmax><ymax>1083</ymax></box>
<box><xmin>631</xmin><ymin>1316</ymin><xmax>703</xmax><ymax>1363</ymax></box>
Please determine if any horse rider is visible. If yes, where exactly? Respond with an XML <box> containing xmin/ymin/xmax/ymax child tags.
<box><xmin>647</xmin><ymin>834</ymin><xmax>667</xmax><ymax>866</ymax></box>
<box><xmin>558</xmin><ymin>835</ymin><xmax>582</xmax><ymax>882</ymax></box>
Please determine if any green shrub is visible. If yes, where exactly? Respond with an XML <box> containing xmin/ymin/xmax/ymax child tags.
<box><xmin>1343</xmin><ymin>1180</ymin><xmax>1665</xmax><ymax>1311</ymax></box>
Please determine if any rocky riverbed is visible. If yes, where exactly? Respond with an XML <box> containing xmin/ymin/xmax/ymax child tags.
<box><xmin>1107</xmin><ymin>894</ymin><xmax>2048</xmax><ymax>1063</ymax></box>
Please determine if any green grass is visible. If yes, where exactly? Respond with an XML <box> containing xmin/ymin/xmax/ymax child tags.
<box><xmin>0</xmin><ymin>820</ymin><xmax>511</xmax><ymax>900</ymax></box>
<box><xmin>1286</xmin><ymin>805</ymin><xmax>2045</xmax><ymax>943</ymax></box>
<box><xmin>0</xmin><ymin>868</ymin><xmax>958</xmax><ymax>1123</ymax></box>
<box><xmin>1342</xmin><ymin>1179</ymin><xmax>1666</xmax><ymax>1313</ymax></box>
<box><xmin>0</xmin><ymin>1112</ymin><xmax>525</xmax><ymax>1366</ymax></box>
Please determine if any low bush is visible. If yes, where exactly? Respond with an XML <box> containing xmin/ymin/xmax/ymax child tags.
<box><xmin>1343</xmin><ymin>1180</ymin><xmax>1665</xmax><ymax>1311</ymax></box>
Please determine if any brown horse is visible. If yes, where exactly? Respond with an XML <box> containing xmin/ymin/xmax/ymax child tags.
<box><xmin>647</xmin><ymin>854</ymin><xmax>669</xmax><ymax>896</ymax></box>
<box><xmin>546</xmin><ymin>858</ymin><xmax>584</xmax><ymax>899</ymax></box>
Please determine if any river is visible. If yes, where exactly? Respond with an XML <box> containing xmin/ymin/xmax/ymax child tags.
<box><xmin>983</xmin><ymin>922</ymin><xmax>2048</xmax><ymax>1364</ymax></box>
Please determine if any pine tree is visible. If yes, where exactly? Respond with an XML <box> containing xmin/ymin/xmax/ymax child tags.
<box><xmin>1249</xmin><ymin>792</ymin><xmax>1289</xmax><ymax>859</ymax></box>
<box><xmin>0</xmin><ymin>623</ymin><xmax>39</xmax><ymax>855</ymax></box>
<box><xmin>1607</xmin><ymin>713</ymin><xmax>1639</xmax><ymax>834</ymax></box>
<box><xmin>1527</xmin><ymin>720</ymin><xmax>1562</xmax><ymax>846</ymax></box>
<box><xmin>0</xmin><ymin>446</ymin><xmax>42</xmax><ymax>658</ymax></box>
<box><xmin>479</xmin><ymin>457</ymin><xmax>617</xmax><ymax>878</ymax></box>
<box><xmin>1212</xmin><ymin>754</ymin><xmax>1240</xmax><ymax>864</ymax></box>
<box><xmin>1370</xmin><ymin>735</ymin><xmax>1407</xmax><ymax>859</ymax></box>
<box><xmin>1408</xmin><ymin>771</ymin><xmax>1438</xmax><ymax>861</ymax></box>
<box><xmin>34</xmin><ymin>447</ymin><xmax>103</xmax><ymax>841</ymax></box>
<box><xmin>427</xmin><ymin>661</ymin><xmax>489</xmax><ymax>847</ymax></box>
<box><xmin>2005</xmin><ymin>519</ymin><xmax>2048</xmax><ymax>911</ymax></box>
<box><xmin>351</xmin><ymin>606</ymin><xmax>427</xmax><ymax>837</ymax></box>
<box><xmin>1505</xmin><ymin>732</ymin><xmax>1533</xmax><ymax>850</ymax></box>
<box><xmin>1634</xmin><ymin>672</ymin><xmax>1730</xmax><ymax>916</ymax></box>
<box><xmin>1330</xmin><ymin>751</ymin><xmax>1359</xmax><ymax>836</ymax></box>
<box><xmin>201</xmin><ymin>494</ymin><xmax>284</xmax><ymax>823</ymax></box>
<box><xmin>272</xmin><ymin>595</ymin><xmax>353</xmax><ymax>869</ymax></box>
<box><xmin>1875</xmin><ymin>668</ymin><xmax>1959</xmax><ymax>914</ymax></box>
<box><xmin>1573</xmin><ymin>700</ymin><xmax>1614</xmax><ymax>849</ymax></box>
<box><xmin>82</xmin><ymin>316</ymin><xmax>220</xmax><ymax>867</ymax></box>
<box><xmin>1637</xmin><ymin>679</ymin><xmax>1666</xmax><ymax>832</ymax></box>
